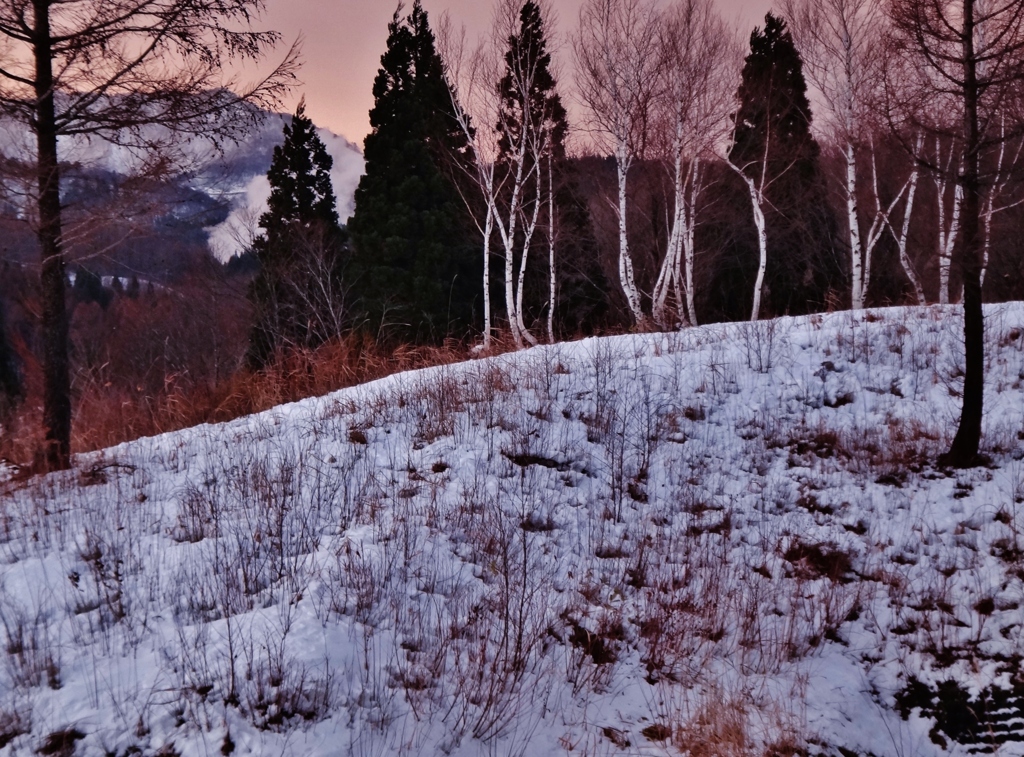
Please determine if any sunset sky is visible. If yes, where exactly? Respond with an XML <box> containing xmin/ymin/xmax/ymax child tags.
<box><xmin>259</xmin><ymin>0</ymin><xmax>775</xmax><ymax>145</ymax></box>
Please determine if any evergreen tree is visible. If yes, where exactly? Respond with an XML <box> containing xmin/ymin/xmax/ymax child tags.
<box><xmin>348</xmin><ymin>1</ymin><xmax>478</xmax><ymax>343</ymax></box>
<box><xmin>497</xmin><ymin>1</ymin><xmax>567</xmax><ymax>167</ymax></box>
<box><xmin>720</xmin><ymin>13</ymin><xmax>842</xmax><ymax>318</ymax></box>
<box><xmin>246</xmin><ymin>100</ymin><xmax>346</xmax><ymax>369</ymax></box>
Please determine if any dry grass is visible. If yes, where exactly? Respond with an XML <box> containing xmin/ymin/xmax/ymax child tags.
<box><xmin>0</xmin><ymin>332</ymin><xmax>520</xmax><ymax>467</ymax></box>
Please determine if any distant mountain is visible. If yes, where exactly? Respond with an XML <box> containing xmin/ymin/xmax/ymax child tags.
<box><xmin>0</xmin><ymin>107</ymin><xmax>365</xmax><ymax>275</ymax></box>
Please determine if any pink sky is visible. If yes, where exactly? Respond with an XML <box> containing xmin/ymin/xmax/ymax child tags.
<box><xmin>260</xmin><ymin>0</ymin><xmax>774</xmax><ymax>144</ymax></box>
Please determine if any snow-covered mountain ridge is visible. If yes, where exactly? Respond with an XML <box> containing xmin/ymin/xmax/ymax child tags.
<box><xmin>2</xmin><ymin>304</ymin><xmax>1024</xmax><ymax>756</ymax></box>
<box><xmin>0</xmin><ymin>110</ymin><xmax>364</xmax><ymax>264</ymax></box>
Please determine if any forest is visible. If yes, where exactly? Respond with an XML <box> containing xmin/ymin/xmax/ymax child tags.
<box><xmin>0</xmin><ymin>0</ymin><xmax>1022</xmax><ymax>468</ymax></box>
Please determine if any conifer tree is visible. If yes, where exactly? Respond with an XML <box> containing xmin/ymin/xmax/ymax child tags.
<box><xmin>348</xmin><ymin>1</ymin><xmax>478</xmax><ymax>343</ymax></box>
<box><xmin>723</xmin><ymin>13</ymin><xmax>842</xmax><ymax>318</ymax></box>
<box><xmin>497</xmin><ymin>1</ymin><xmax>567</xmax><ymax>167</ymax></box>
<box><xmin>246</xmin><ymin>100</ymin><xmax>346</xmax><ymax>369</ymax></box>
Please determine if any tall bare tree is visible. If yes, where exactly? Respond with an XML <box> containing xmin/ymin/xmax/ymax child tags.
<box><xmin>783</xmin><ymin>0</ymin><xmax>886</xmax><ymax>310</ymax></box>
<box><xmin>442</xmin><ymin>0</ymin><xmax>565</xmax><ymax>350</ymax></box>
<box><xmin>880</xmin><ymin>132</ymin><xmax>928</xmax><ymax>304</ymax></box>
<box><xmin>574</xmin><ymin>0</ymin><xmax>662</xmax><ymax>327</ymax></box>
<box><xmin>439</xmin><ymin>23</ymin><xmax>501</xmax><ymax>349</ymax></box>
<box><xmin>887</xmin><ymin>0</ymin><xmax>1024</xmax><ymax>466</ymax></box>
<box><xmin>652</xmin><ymin>0</ymin><xmax>737</xmax><ymax>329</ymax></box>
<box><xmin>727</xmin><ymin>13</ymin><xmax>835</xmax><ymax>322</ymax></box>
<box><xmin>0</xmin><ymin>0</ymin><xmax>298</xmax><ymax>468</ymax></box>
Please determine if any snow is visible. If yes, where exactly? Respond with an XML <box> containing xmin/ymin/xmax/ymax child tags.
<box><xmin>1</xmin><ymin>304</ymin><xmax>1024</xmax><ymax>755</ymax></box>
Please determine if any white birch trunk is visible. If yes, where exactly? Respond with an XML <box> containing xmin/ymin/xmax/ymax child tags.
<box><xmin>481</xmin><ymin>201</ymin><xmax>494</xmax><ymax>348</ymax></box>
<box><xmin>937</xmin><ymin>183</ymin><xmax>963</xmax><ymax>306</ymax></box>
<box><xmin>846</xmin><ymin>140</ymin><xmax>865</xmax><ymax>309</ymax></box>
<box><xmin>743</xmin><ymin>174</ymin><xmax>769</xmax><ymax>322</ymax></box>
<box><xmin>653</xmin><ymin>117</ymin><xmax>685</xmax><ymax>330</ymax></box>
<box><xmin>978</xmin><ymin>129</ymin><xmax>1021</xmax><ymax>290</ymax></box>
<box><xmin>933</xmin><ymin>137</ymin><xmax>963</xmax><ymax>306</ymax></box>
<box><xmin>981</xmin><ymin>191</ymin><xmax>994</xmax><ymax>290</ymax></box>
<box><xmin>498</xmin><ymin>135</ymin><xmax>531</xmax><ymax>348</ymax></box>
<box><xmin>615</xmin><ymin>142</ymin><xmax>644</xmax><ymax>325</ymax></box>
<box><xmin>683</xmin><ymin>157</ymin><xmax>700</xmax><ymax>327</ymax></box>
<box><xmin>515</xmin><ymin>176</ymin><xmax>542</xmax><ymax>346</ymax></box>
<box><xmin>892</xmin><ymin>153</ymin><xmax>926</xmax><ymax>306</ymax></box>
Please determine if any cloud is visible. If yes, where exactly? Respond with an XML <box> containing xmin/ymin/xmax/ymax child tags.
<box><xmin>206</xmin><ymin>174</ymin><xmax>273</xmax><ymax>263</ymax></box>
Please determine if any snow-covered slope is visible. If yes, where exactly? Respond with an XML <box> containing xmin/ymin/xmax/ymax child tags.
<box><xmin>2</xmin><ymin>305</ymin><xmax>1024</xmax><ymax>756</ymax></box>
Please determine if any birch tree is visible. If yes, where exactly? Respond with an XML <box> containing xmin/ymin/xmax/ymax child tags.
<box><xmin>727</xmin><ymin>13</ymin><xmax>835</xmax><ymax>322</ymax></box>
<box><xmin>439</xmin><ymin>24</ymin><xmax>499</xmax><ymax>349</ymax></box>
<box><xmin>931</xmin><ymin>136</ymin><xmax>965</xmax><ymax>304</ymax></box>
<box><xmin>441</xmin><ymin>0</ymin><xmax>565</xmax><ymax>349</ymax></box>
<box><xmin>575</xmin><ymin>0</ymin><xmax>662</xmax><ymax>327</ymax></box>
<box><xmin>979</xmin><ymin>119</ymin><xmax>1023</xmax><ymax>287</ymax></box>
<box><xmin>783</xmin><ymin>0</ymin><xmax>885</xmax><ymax>309</ymax></box>
<box><xmin>880</xmin><ymin>133</ymin><xmax>928</xmax><ymax>304</ymax></box>
<box><xmin>652</xmin><ymin>0</ymin><xmax>736</xmax><ymax>329</ymax></box>
<box><xmin>0</xmin><ymin>0</ymin><xmax>298</xmax><ymax>468</ymax></box>
<box><xmin>496</xmin><ymin>0</ymin><xmax>566</xmax><ymax>347</ymax></box>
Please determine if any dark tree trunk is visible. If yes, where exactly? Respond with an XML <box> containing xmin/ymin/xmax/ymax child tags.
<box><xmin>942</xmin><ymin>0</ymin><xmax>984</xmax><ymax>468</ymax></box>
<box><xmin>34</xmin><ymin>0</ymin><xmax>71</xmax><ymax>470</ymax></box>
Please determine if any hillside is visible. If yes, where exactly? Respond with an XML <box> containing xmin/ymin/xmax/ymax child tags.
<box><xmin>1</xmin><ymin>305</ymin><xmax>1023</xmax><ymax>756</ymax></box>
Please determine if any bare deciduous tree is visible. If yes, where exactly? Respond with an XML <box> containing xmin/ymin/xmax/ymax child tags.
<box><xmin>439</xmin><ymin>21</ymin><xmax>500</xmax><ymax>349</ymax></box>
<box><xmin>784</xmin><ymin>0</ymin><xmax>889</xmax><ymax>310</ymax></box>
<box><xmin>0</xmin><ymin>0</ymin><xmax>298</xmax><ymax>468</ymax></box>
<box><xmin>887</xmin><ymin>0</ymin><xmax>1024</xmax><ymax>466</ymax></box>
<box><xmin>442</xmin><ymin>0</ymin><xmax>565</xmax><ymax>350</ymax></box>
<box><xmin>575</xmin><ymin>0</ymin><xmax>662</xmax><ymax>327</ymax></box>
<box><xmin>880</xmin><ymin>132</ymin><xmax>928</xmax><ymax>304</ymax></box>
<box><xmin>652</xmin><ymin>0</ymin><xmax>737</xmax><ymax>329</ymax></box>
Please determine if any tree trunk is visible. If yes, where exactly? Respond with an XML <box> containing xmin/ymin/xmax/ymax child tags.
<box><xmin>684</xmin><ymin>157</ymin><xmax>699</xmax><ymax>327</ymax></box>
<box><xmin>515</xmin><ymin>178</ymin><xmax>540</xmax><ymax>347</ymax></box>
<box><xmin>34</xmin><ymin>0</ymin><xmax>71</xmax><ymax>470</ymax></box>
<box><xmin>934</xmin><ymin>140</ymin><xmax>963</xmax><ymax>305</ymax></box>
<box><xmin>482</xmin><ymin>201</ymin><xmax>494</xmax><ymax>349</ymax></box>
<box><xmin>943</xmin><ymin>0</ymin><xmax>984</xmax><ymax>467</ymax></box>
<box><xmin>846</xmin><ymin>140</ymin><xmax>865</xmax><ymax>309</ymax></box>
<box><xmin>744</xmin><ymin>174</ymin><xmax>769</xmax><ymax>322</ymax></box>
<box><xmin>980</xmin><ymin>191</ymin><xmax>994</xmax><ymax>290</ymax></box>
<box><xmin>653</xmin><ymin>122</ymin><xmax>685</xmax><ymax>330</ymax></box>
<box><xmin>502</xmin><ymin>144</ymin><xmax>527</xmax><ymax>348</ymax></box>
<box><xmin>887</xmin><ymin>136</ymin><xmax>926</xmax><ymax>305</ymax></box>
<box><xmin>615</xmin><ymin>145</ymin><xmax>644</xmax><ymax>325</ymax></box>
